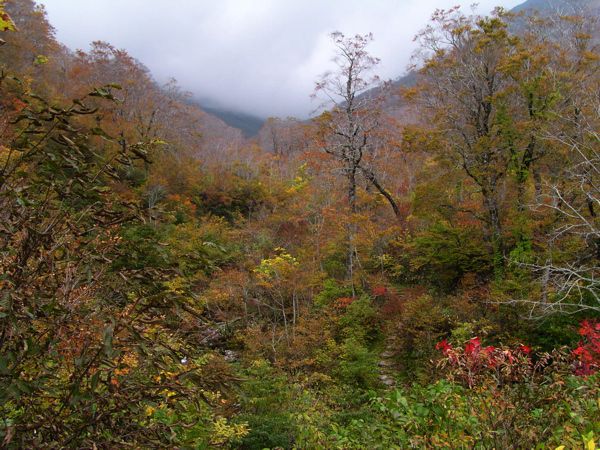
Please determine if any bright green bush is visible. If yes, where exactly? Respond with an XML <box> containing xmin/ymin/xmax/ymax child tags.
<box><xmin>236</xmin><ymin>360</ymin><xmax>296</xmax><ymax>449</ymax></box>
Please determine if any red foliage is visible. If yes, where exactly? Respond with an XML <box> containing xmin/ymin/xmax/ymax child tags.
<box><xmin>436</xmin><ymin>320</ymin><xmax>600</xmax><ymax>384</ymax></box>
<box><xmin>464</xmin><ymin>336</ymin><xmax>481</xmax><ymax>357</ymax></box>
<box><xmin>372</xmin><ymin>285</ymin><xmax>388</xmax><ymax>297</ymax></box>
<box><xmin>518</xmin><ymin>344</ymin><xmax>532</xmax><ymax>355</ymax></box>
<box><xmin>572</xmin><ymin>320</ymin><xmax>600</xmax><ymax>376</ymax></box>
<box><xmin>334</xmin><ymin>297</ymin><xmax>355</xmax><ymax>309</ymax></box>
<box><xmin>435</xmin><ymin>336</ymin><xmax>533</xmax><ymax>387</ymax></box>
<box><xmin>435</xmin><ymin>339</ymin><xmax>452</xmax><ymax>355</ymax></box>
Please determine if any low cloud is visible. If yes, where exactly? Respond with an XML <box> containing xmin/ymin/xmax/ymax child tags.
<box><xmin>40</xmin><ymin>0</ymin><xmax>522</xmax><ymax>118</ymax></box>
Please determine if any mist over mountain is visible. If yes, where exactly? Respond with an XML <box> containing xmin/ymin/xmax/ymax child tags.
<box><xmin>197</xmin><ymin>103</ymin><xmax>265</xmax><ymax>138</ymax></box>
<box><xmin>39</xmin><ymin>0</ymin><xmax>524</xmax><ymax>123</ymax></box>
<box><xmin>193</xmin><ymin>0</ymin><xmax>597</xmax><ymax>137</ymax></box>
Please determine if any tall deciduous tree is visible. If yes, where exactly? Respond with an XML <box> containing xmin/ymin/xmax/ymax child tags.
<box><xmin>313</xmin><ymin>31</ymin><xmax>400</xmax><ymax>285</ymax></box>
<box><xmin>411</xmin><ymin>8</ymin><xmax>528</xmax><ymax>270</ymax></box>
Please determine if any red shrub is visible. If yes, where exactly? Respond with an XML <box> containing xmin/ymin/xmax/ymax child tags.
<box><xmin>572</xmin><ymin>320</ymin><xmax>600</xmax><ymax>376</ymax></box>
<box><xmin>435</xmin><ymin>336</ymin><xmax>534</xmax><ymax>388</ymax></box>
<box><xmin>372</xmin><ymin>285</ymin><xmax>388</xmax><ymax>297</ymax></box>
<box><xmin>436</xmin><ymin>320</ymin><xmax>600</xmax><ymax>386</ymax></box>
<box><xmin>334</xmin><ymin>297</ymin><xmax>355</xmax><ymax>309</ymax></box>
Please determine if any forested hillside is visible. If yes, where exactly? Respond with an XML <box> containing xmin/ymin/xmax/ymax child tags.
<box><xmin>0</xmin><ymin>0</ymin><xmax>599</xmax><ymax>448</ymax></box>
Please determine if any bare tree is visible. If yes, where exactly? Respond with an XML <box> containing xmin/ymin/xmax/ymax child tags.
<box><xmin>517</xmin><ymin>74</ymin><xmax>600</xmax><ymax>316</ymax></box>
<box><xmin>512</xmin><ymin>12</ymin><xmax>600</xmax><ymax>315</ymax></box>
<box><xmin>313</xmin><ymin>31</ymin><xmax>400</xmax><ymax>285</ymax></box>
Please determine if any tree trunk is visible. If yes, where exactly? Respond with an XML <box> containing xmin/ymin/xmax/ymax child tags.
<box><xmin>360</xmin><ymin>166</ymin><xmax>400</xmax><ymax>217</ymax></box>
<box><xmin>533</xmin><ymin>166</ymin><xmax>543</xmax><ymax>202</ymax></box>
<box><xmin>483</xmin><ymin>192</ymin><xmax>504</xmax><ymax>274</ymax></box>
<box><xmin>347</xmin><ymin>165</ymin><xmax>358</xmax><ymax>295</ymax></box>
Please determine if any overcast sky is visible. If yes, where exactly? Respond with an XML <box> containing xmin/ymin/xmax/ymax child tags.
<box><xmin>39</xmin><ymin>0</ymin><xmax>522</xmax><ymax>119</ymax></box>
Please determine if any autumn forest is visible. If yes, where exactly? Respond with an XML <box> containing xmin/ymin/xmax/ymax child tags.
<box><xmin>0</xmin><ymin>0</ymin><xmax>599</xmax><ymax>448</ymax></box>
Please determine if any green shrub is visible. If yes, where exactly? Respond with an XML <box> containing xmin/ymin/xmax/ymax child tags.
<box><xmin>393</xmin><ymin>222</ymin><xmax>491</xmax><ymax>290</ymax></box>
<box><xmin>335</xmin><ymin>337</ymin><xmax>379</xmax><ymax>388</ymax></box>
<box><xmin>337</xmin><ymin>295</ymin><xmax>380</xmax><ymax>343</ymax></box>
<box><xmin>314</xmin><ymin>279</ymin><xmax>354</xmax><ymax>308</ymax></box>
<box><xmin>237</xmin><ymin>360</ymin><xmax>296</xmax><ymax>449</ymax></box>
<box><xmin>113</xmin><ymin>224</ymin><xmax>170</xmax><ymax>270</ymax></box>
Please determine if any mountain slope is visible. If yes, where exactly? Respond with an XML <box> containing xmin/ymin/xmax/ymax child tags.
<box><xmin>199</xmin><ymin>105</ymin><xmax>265</xmax><ymax>138</ymax></box>
<box><xmin>511</xmin><ymin>0</ymin><xmax>600</xmax><ymax>13</ymax></box>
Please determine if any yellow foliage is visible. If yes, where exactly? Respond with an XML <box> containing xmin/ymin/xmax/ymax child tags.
<box><xmin>254</xmin><ymin>248</ymin><xmax>298</xmax><ymax>281</ymax></box>
<box><xmin>210</xmin><ymin>417</ymin><xmax>249</xmax><ymax>446</ymax></box>
<box><xmin>0</xmin><ymin>3</ymin><xmax>16</xmax><ymax>32</ymax></box>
